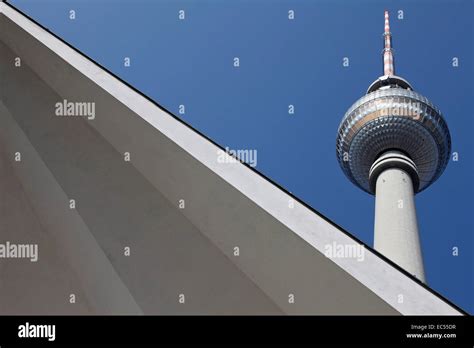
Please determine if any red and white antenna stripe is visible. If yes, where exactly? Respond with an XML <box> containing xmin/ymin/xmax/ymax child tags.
<box><xmin>383</xmin><ymin>10</ymin><xmax>395</xmax><ymax>76</ymax></box>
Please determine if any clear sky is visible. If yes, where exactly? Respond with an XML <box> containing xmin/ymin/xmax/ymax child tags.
<box><xmin>9</xmin><ymin>0</ymin><xmax>473</xmax><ymax>313</ymax></box>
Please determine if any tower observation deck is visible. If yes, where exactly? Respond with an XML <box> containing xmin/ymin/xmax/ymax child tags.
<box><xmin>336</xmin><ymin>11</ymin><xmax>451</xmax><ymax>282</ymax></box>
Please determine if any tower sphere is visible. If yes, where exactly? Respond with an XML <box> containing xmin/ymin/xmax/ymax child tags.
<box><xmin>336</xmin><ymin>84</ymin><xmax>451</xmax><ymax>194</ymax></box>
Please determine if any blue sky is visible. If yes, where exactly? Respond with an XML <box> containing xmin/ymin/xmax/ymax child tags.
<box><xmin>9</xmin><ymin>0</ymin><xmax>473</xmax><ymax>313</ymax></box>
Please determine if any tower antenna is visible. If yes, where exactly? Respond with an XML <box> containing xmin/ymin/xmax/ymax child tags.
<box><xmin>383</xmin><ymin>10</ymin><xmax>395</xmax><ymax>76</ymax></box>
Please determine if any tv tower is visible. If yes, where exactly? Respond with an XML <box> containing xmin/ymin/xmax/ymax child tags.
<box><xmin>336</xmin><ymin>10</ymin><xmax>451</xmax><ymax>282</ymax></box>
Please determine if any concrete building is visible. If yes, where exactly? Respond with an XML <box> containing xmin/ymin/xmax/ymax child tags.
<box><xmin>336</xmin><ymin>11</ymin><xmax>451</xmax><ymax>283</ymax></box>
<box><xmin>0</xmin><ymin>2</ymin><xmax>463</xmax><ymax>315</ymax></box>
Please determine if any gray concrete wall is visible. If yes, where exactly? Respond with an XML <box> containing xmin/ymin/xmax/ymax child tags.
<box><xmin>0</xmin><ymin>2</ymin><xmax>463</xmax><ymax>315</ymax></box>
<box><xmin>0</xmin><ymin>37</ymin><xmax>281</xmax><ymax>315</ymax></box>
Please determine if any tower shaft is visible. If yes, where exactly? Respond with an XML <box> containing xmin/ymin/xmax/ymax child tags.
<box><xmin>372</xmin><ymin>152</ymin><xmax>425</xmax><ymax>282</ymax></box>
